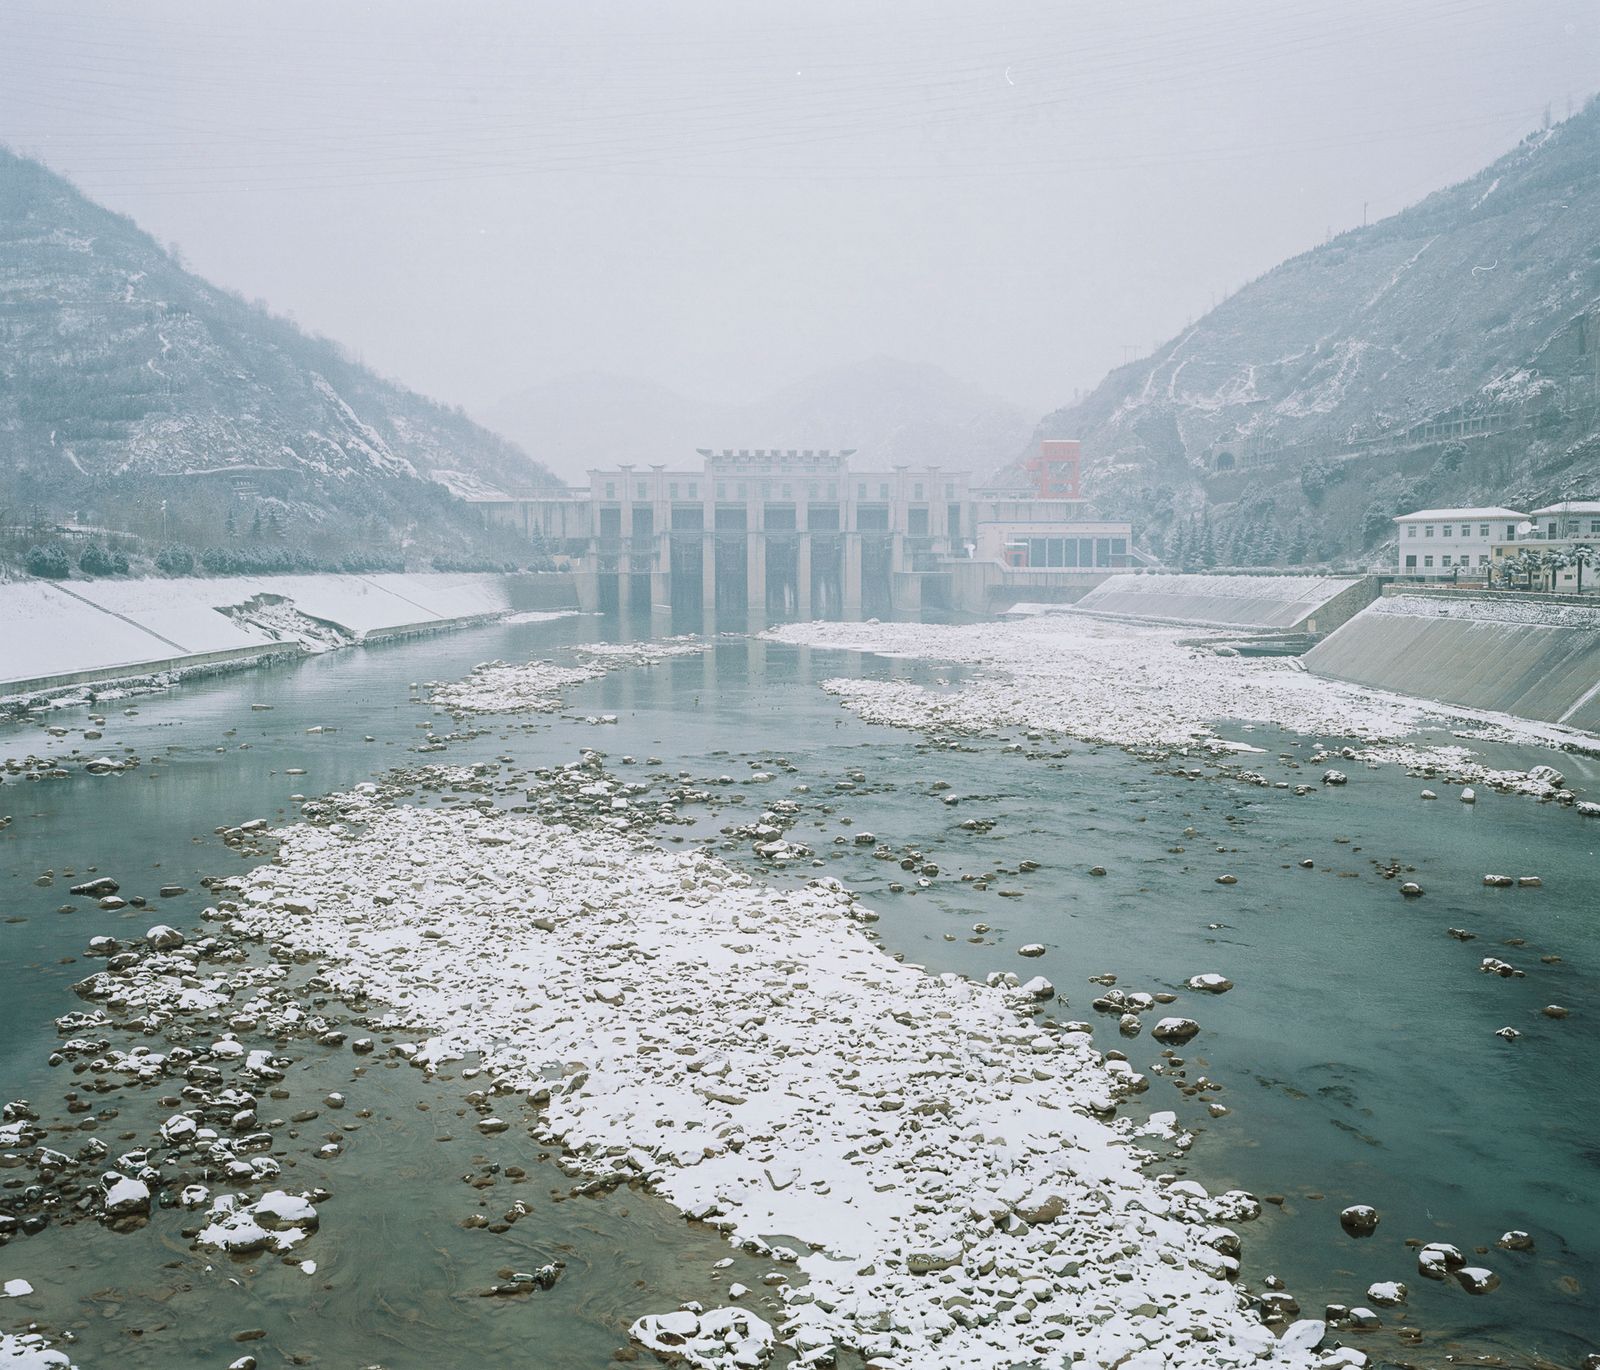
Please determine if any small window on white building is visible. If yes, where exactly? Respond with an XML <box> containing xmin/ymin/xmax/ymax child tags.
<box><xmin>605</xmin><ymin>482</ymin><xmax>615</xmax><ymax>499</ymax></box>
<box><xmin>1505</xmin><ymin>524</ymin><xmax>1516</xmax><ymax>539</ymax></box>
<box><xmin>637</xmin><ymin>483</ymin><xmax>647</xmax><ymax>500</ymax></box>
<box><xmin>1441</xmin><ymin>555</ymin><xmax>1452</xmax><ymax>567</ymax></box>
<box><xmin>1425</xmin><ymin>525</ymin><xmax>1435</xmax><ymax>538</ymax></box>
<box><xmin>1424</xmin><ymin>555</ymin><xmax>1434</xmax><ymax>568</ymax></box>
<box><xmin>1479</xmin><ymin>524</ymin><xmax>1489</xmax><ymax>537</ymax></box>
<box><xmin>1407</xmin><ymin>525</ymin><xmax>1417</xmax><ymax>538</ymax></box>
<box><xmin>1478</xmin><ymin>554</ymin><xmax>1489</xmax><ymax>566</ymax></box>
<box><xmin>1442</xmin><ymin>525</ymin><xmax>1453</xmax><ymax>538</ymax></box>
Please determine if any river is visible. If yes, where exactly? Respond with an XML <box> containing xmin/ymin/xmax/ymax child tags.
<box><xmin>2</xmin><ymin>611</ymin><xmax>1596</xmax><ymax>1367</ymax></box>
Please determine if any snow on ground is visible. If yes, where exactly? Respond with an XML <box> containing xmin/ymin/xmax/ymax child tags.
<box><xmin>1368</xmin><ymin>593</ymin><xmax>1600</xmax><ymax>630</ymax></box>
<box><xmin>426</xmin><ymin>659</ymin><xmax>606</xmax><ymax>713</ymax></box>
<box><xmin>237</xmin><ymin>793</ymin><xmax>1336</xmax><ymax>1369</ymax></box>
<box><xmin>0</xmin><ymin>1332</ymin><xmax>76</xmax><ymax>1368</ymax></box>
<box><xmin>503</xmin><ymin>610</ymin><xmax>582</xmax><ymax>625</ymax></box>
<box><xmin>764</xmin><ymin>616</ymin><xmax>1588</xmax><ymax>772</ymax></box>
<box><xmin>426</xmin><ymin>638</ymin><xmax>706</xmax><ymax>714</ymax></box>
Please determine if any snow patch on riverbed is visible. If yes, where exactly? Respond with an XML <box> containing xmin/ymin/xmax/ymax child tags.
<box><xmin>425</xmin><ymin>638</ymin><xmax>707</xmax><ymax>714</ymax></box>
<box><xmin>766</xmin><ymin>616</ymin><xmax>1587</xmax><ymax>767</ymax></box>
<box><xmin>236</xmin><ymin>795</ymin><xmax>1331</xmax><ymax>1369</ymax></box>
<box><xmin>0</xmin><ymin>1332</ymin><xmax>76</xmax><ymax>1368</ymax></box>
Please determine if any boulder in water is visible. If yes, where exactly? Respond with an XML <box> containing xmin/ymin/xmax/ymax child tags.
<box><xmin>1339</xmin><ymin>1205</ymin><xmax>1379</xmax><ymax>1237</ymax></box>
<box><xmin>1365</xmin><ymin>1280</ymin><xmax>1407</xmax><ymax>1306</ymax></box>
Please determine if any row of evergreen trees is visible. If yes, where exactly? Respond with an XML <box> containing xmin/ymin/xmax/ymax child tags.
<box><xmin>19</xmin><ymin>540</ymin><xmax>402</xmax><ymax>578</ymax></box>
<box><xmin>24</xmin><ymin>543</ymin><xmax>130</xmax><ymax>578</ymax></box>
<box><xmin>1163</xmin><ymin>512</ymin><xmax>1317</xmax><ymax>570</ymax></box>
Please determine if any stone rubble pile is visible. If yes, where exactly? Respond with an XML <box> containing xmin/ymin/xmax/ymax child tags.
<box><xmin>233</xmin><ymin>789</ymin><xmax>1359</xmax><ymax>1370</ymax></box>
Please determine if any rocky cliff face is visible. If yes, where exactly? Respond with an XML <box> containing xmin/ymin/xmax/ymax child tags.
<box><xmin>0</xmin><ymin>148</ymin><xmax>555</xmax><ymax>559</ymax></box>
<box><xmin>1029</xmin><ymin>103</ymin><xmax>1600</xmax><ymax>567</ymax></box>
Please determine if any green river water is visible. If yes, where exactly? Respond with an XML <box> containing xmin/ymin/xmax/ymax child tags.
<box><xmin>1</xmin><ymin>612</ymin><xmax>1596</xmax><ymax>1367</ymax></box>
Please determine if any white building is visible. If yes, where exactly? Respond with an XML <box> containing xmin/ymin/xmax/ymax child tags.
<box><xmin>1394</xmin><ymin>507</ymin><xmax>1528</xmax><ymax>580</ymax></box>
<box><xmin>1489</xmin><ymin>499</ymin><xmax>1600</xmax><ymax>593</ymax></box>
<box><xmin>1528</xmin><ymin>500</ymin><xmax>1600</xmax><ymax>542</ymax></box>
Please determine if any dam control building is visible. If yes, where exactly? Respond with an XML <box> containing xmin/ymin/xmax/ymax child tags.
<box><xmin>473</xmin><ymin>443</ymin><xmax>1136</xmax><ymax>617</ymax></box>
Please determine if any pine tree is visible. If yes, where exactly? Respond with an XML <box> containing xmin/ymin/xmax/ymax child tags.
<box><xmin>1169</xmin><ymin>519</ymin><xmax>1189</xmax><ymax>570</ymax></box>
<box><xmin>1286</xmin><ymin>517</ymin><xmax>1309</xmax><ymax>565</ymax></box>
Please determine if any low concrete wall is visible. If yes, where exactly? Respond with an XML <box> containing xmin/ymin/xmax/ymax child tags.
<box><xmin>361</xmin><ymin>614</ymin><xmax>507</xmax><ymax>646</ymax></box>
<box><xmin>1</xmin><ymin>643</ymin><xmax>297</xmax><ymax>701</ymax></box>
<box><xmin>1305</xmin><ymin>593</ymin><xmax>1600</xmax><ymax>732</ymax></box>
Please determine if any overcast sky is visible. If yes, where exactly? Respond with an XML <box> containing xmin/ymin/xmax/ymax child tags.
<box><xmin>3</xmin><ymin>0</ymin><xmax>1597</xmax><ymax>421</ymax></box>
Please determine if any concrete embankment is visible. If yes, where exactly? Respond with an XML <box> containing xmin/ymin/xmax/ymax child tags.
<box><xmin>0</xmin><ymin>571</ymin><xmax>578</xmax><ymax>698</ymax></box>
<box><xmin>1304</xmin><ymin>589</ymin><xmax>1600</xmax><ymax>731</ymax></box>
<box><xmin>1071</xmin><ymin>573</ymin><xmax>1377</xmax><ymax>633</ymax></box>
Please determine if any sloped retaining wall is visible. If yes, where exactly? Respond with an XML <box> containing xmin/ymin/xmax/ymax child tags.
<box><xmin>1303</xmin><ymin>592</ymin><xmax>1600</xmax><ymax>731</ymax></box>
<box><xmin>0</xmin><ymin>572</ymin><xmax>517</xmax><ymax>699</ymax></box>
<box><xmin>1071</xmin><ymin>573</ymin><xmax>1377</xmax><ymax>633</ymax></box>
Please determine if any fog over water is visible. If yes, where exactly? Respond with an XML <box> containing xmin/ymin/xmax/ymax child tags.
<box><xmin>3</xmin><ymin>0</ymin><xmax>1597</xmax><ymax>436</ymax></box>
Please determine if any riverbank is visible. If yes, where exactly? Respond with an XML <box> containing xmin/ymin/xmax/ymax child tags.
<box><xmin>0</xmin><ymin>572</ymin><xmax>576</xmax><ymax>707</ymax></box>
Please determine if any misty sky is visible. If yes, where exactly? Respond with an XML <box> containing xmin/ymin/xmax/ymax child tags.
<box><xmin>3</xmin><ymin>1</ymin><xmax>1598</xmax><ymax>422</ymax></box>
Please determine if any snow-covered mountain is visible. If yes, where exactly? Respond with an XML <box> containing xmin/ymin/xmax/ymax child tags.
<box><xmin>485</xmin><ymin>357</ymin><xmax>1034</xmax><ymax>483</ymax></box>
<box><xmin>1030</xmin><ymin>102</ymin><xmax>1600</xmax><ymax>566</ymax></box>
<box><xmin>0</xmin><ymin>147</ymin><xmax>557</xmax><ymax>559</ymax></box>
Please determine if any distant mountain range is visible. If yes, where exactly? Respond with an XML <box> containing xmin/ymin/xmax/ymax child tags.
<box><xmin>1030</xmin><ymin>101</ymin><xmax>1600</xmax><ymax>567</ymax></box>
<box><xmin>483</xmin><ymin>357</ymin><xmax>1035</xmax><ymax>484</ymax></box>
<box><xmin>0</xmin><ymin>147</ymin><xmax>558</xmax><ymax>565</ymax></box>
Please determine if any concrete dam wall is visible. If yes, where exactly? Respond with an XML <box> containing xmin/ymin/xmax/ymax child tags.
<box><xmin>1303</xmin><ymin>593</ymin><xmax>1600</xmax><ymax>732</ymax></box>
<box><xmin>1072</xmin><ymin>573</ymin><xmax>1374</xmax><ymax>632</ymax></box>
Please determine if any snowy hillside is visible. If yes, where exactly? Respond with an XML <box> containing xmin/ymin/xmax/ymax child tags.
<box><xmin>0</xmin><ymin>147</ymin><xmax>559</xmax><ymax>558</ymax></box>
<box><xmin>1027</xmin><ymin>102</ymin><xmax>1600</xmax><ymax>566</ymax></box>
